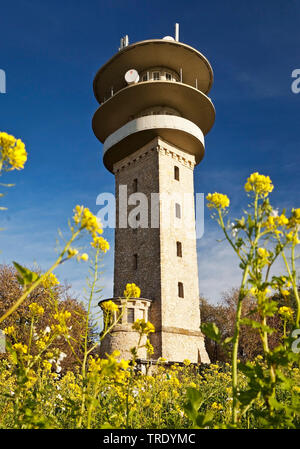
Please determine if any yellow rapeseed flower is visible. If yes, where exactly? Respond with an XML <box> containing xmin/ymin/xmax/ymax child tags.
<box><xmin>0</xmin><ymin>131</ymin><xmax>27</xmax><ymax>171</ymax></box>
<box><xmin>183</xmin><ymin>359</ymin><xmax>191</xmax><ymax>366</ymax></box>
<box><xmin>132</xmin><ymin>319</ymin><xmax>155</xmax><ymax>335</ymax></box>
<box><xmin>244</xmin><ymin>172</ymin><xmax>274</xmax><ymax>197</ymax></box>
<box><xmin>206</xmin><ymin>192</ymin><xmax>230</xmax><ymax>210</ymax></box>
<box><xmin>123</xmin><ymin>283</ymin><xmax>141</xmax><ymax>298</ymax></box>
<box><xmin>42</xmin><ymin>360</ymin><xmax>52</xmax><ymax>372</ymax></box>
<box><xmin>91</xmin><ymin>236</ymin><xmax>110</xmax><ymax>252</ymax></box>
<box><xmin>67</xmin><ymin>248</ymin><xmax>79</xmax><ymax>258</ymax></box>
<box><xmin>29</xmin><ymin>302</ymin><xmax>44</xmax><ymax>316</ymax></box>
<box><xmin>288</xmin><ymin>208</ymin><xmax>300</xmax><ymax>228</ymax></box>
<box><xmin>3</xmin><ymin>326</ymin><xmax>15</xmax><ymax>335</ymax></box>
<box><xmin>278</xmin><ymin>306</ymin><xmax>294</xmax><ymax>321</ymax></box>
<box><xmin>211</xmin><ymin>402</ymin><xmax>223</xmax><ymax>411</ymax></box>
<box><xmin>101</xmin><ymin>300</ymin><xmax>119</xmax><ymax>313</ymax></box>
<box><xmin>286</xmin><ymin>230</ymin><xmax>300</xmax><ymax>245</ymax></box>
<box><xmin>13</xmin><ymin>343</ymin><xmax>28</xmax><ymax>354</ymax></box>
<box><xmin>145</xmin><ymin>338</ymin><xmax>154</xmax><ymax>356</ymax></box>
<box><xmin>42</xmin><ymin>272</ymin><xmax>60</xmax><ymax>289</ymax></box>
<box><xmin>73</xmin><ymin>205</ymin><xmax>103</xmax><ymax>239</ymax></box>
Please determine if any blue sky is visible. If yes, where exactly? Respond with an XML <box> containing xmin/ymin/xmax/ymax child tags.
<box><xmin>0</xmin><ymin>0</ymin><xmax>299</xmax><ymax>304</ymax></box>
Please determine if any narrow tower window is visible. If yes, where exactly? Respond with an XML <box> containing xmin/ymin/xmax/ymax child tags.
<box><xmin>176</xmin><ymin>241</ymin><xmax>182</xmax><ymax>257</ymax></box>
<box><xmin>127</xmin><ymin>308</ymin><xmax>134</xmax><ymax>323</ymax></box>
<box><xmin>174</xmin><ymin>166</ymin><xmax>179</xmax><ymax>181</ymax></box>
<box><xmin>133</xmin><ymin>178</ymin><xmax>138</xmax><ymax>192</ymax></box>
<box><xmin>175</xmin><ymin>203</ymin><xmax>181</xmax><ymax>219</ymax></box>
<box><xmin>133</xmin><ymin>253</ymin><xmax>138</xmax><ymax>270</ymax></box>
<box><xmin>178</xmin><ymin>282</ymin><xmax>184</xmax><ymax>298</ymax></box>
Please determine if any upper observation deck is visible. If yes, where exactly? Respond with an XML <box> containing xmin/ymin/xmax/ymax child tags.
<box><xmin>92</xmin><ymin>37</ymin><xmax>215</xmax><ymax>171</ymax></box>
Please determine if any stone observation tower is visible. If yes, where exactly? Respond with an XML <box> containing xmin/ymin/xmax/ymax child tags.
<box><xmin>93</xmin><ymin>25</ymin><xmax>215</xmax><ymax>364</ymax></box>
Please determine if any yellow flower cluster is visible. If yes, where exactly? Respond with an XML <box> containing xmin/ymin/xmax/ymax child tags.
<box><xmin>0</xmin><ymin>131</ymin><xmax>27</xmax><ymax>171</ymax></box>
<box><xmin>244</xmin><ymin>172</ymin><xmax>274</xmax><ymax>197</ymax></box>
<box><xmin>88</xmin><ymin>351</ymin><xmax>129</xmax><ymax>382</ymax></box>
<box><xmin>42</xmin><ymin>272</ymin><xmax>60</xmax><ymax>289</ymax></box>
<box><xmin>132</xmin><ymin>319</ymin><xmax>155</xmax><ymax>335</ymax></box>
<box><xmin>278</xmin><ymin>306</ymin><xmax>294</xmax><ymax>321</ymax></box>
<box><xmin>286</xmin><ymin>231</ymin><xmax>300</xmax><ymax>245</ymax></box>
<box><xmin>145</xmin><ymin>338</ymin><xmax>154</xmax><ymax>356</ymax></box>
<box><xmin>263</xmin><ymin>214</ymin><xmax>289</xmax><ymax>233</ymax></box>
<box><xmin>73</xmin><ymin>205</ymin><xmax>103</xmax><ymax>239</ymax></box>
<box><xmin>3</xmin><ymin>326</ymin><xmax>15</xmax><ymax>335</ymax></box>
<box><xmin>183</xmin><ymin>359</ymin><xmax>191</xmax><ymax>366</ymax></box>
<box><xmin>123</xmin><ymin>283</ymin><xmax>141</xmax><ymax>298</ymax></box>
<box><xmin>51</xmin><ymin>310</ymin><xmax>72</xmax><ymax>334</ymax></box>
<box><xmin>42</xmin><ymin>360</ymin><xmax>52</xmax><ymax>372</ymax></box>
<box><xmin>257</xmin><ymin>247</ymin><xmax>271</xmax><ymax>267</ymax></box>
<box><xmin>53</xmin><ymin>310</ymin><xmax>71</xmax><ymax>321</ymax></box>
<box><xmin>206</xmin><ymin>192</ymin><xmax>230</xmax><ymax>209</ymax></box>
<box><xmin>25</xmin><ymin>369</ymin><xmax>37</xmax><ymax>389</ymax></box>
<box><xmin>29</xmin><ymin>302</ymin><xmax>44</xmax><ymax>316</ymax></box>
<box><xmin>211</xmin><ymin>402</ymin><xmax>223</xmax><ymax>410</ymax></box>
<box><xmin>13</xmin><ymin>343</ymin><xmax>28</xmax><ymax>354</ymax></box>
<box><xmin>91</xmin><ymin>236</ymin><xmax>110</xmax><ymax>253</ymax></box>
<box><xmin>101</xmin><ymin>300</ymin><xmax>119</xmax><ymax>313</ymax></box>
<box><xmin>288</xmin><ymin>208</ymin><xmax>300</xmax><ymax>229</ymax></box>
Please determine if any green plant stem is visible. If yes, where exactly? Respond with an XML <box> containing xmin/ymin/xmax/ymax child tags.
<box><xmin>231</xmin><ymin>264</ymin><xmax>250</xmax><ymax>425</ymax></box>
<box><xmin>78</xmin><ymin>249</ymin><xmax>100</xmax><ymax>428</ymax></box>
<box><xmin>0</xmin><ymin>230</ymin><xmax>80</xmax><ymax>325</ymax></box>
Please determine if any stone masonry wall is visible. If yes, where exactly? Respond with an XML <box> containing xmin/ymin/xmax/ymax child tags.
<box><xmin>108</xmin><ymin>136</ymin><xmax>209</xmax><ymax>363</ymax></box>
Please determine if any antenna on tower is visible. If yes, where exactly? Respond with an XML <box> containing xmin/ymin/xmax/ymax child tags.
<box><xmin>175</xmin><ymin>23</ymin><xmax>179</xmax><ymax>41</ymax></box>
<box><xmin>119</xmin><ymin>35</ymin><xmax>129</xmax><ymax>51</ymax></box>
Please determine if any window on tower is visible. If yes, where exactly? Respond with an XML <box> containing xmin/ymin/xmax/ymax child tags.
<box><xmin>127</xmin><ymin>308</ymin><xmax>134</xmax><ymax>323</ymax></box>
<box><xmin>175</xmin><ymin>203</ymin><xmax>181</xmax><ymax>219</ymax></box>
<box><xmin>176</xmin><ymin>241</ymin><xmax>182</xmax><ymax>257</ymax></box>
<box><xmin>174</xmin><ymin>166</ymin><xmax>179</xmax><ymax>181</ymax></box>
<box><xmin>134</xmin><ymin>253</ymin><xmax>138</xmax><ymax>270</ymax></box>
<box><xmin>133</xmin><ymin>178</ymin><xmax>138</xmax><ymax>192</ymax></box>
<box><xmin>178</xmin><ymin>282</ymin><xmax>184</xmax><ymax>298</ymax></box>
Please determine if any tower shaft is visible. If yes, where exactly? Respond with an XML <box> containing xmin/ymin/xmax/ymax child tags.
<box><xmin>111</xmin><ymin>137</ymin><xmax>209</xmax><ymax>363</ymax></box>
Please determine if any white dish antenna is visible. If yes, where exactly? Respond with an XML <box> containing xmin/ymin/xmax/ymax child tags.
<box><xmin>162</xmin><ymin>36</ymin><xmax>175</xmax><ymax>41</ymax></box>
<box><xmin>125</xmin><ymin>69</ymin><xmax>140</xmax><ymax>84</ymax></box>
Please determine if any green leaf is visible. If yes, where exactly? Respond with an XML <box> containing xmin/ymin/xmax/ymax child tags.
<box><xmin>13</xmin><ymin>261</ymin><xmax>40</xmax><ymax>286</ymax></box>
<box><xmin>240</xmin><ymin>317</ymin><xmax>275</xmax><ymax>334</ymax></box>
<box><xmin>201</xmin><ymin>322</ymin><xmax>221</xmax><ymax>343</ymax></box>
<box><xmin>238</xmin><ymin>388</ymin><xmax>259</xmax><ymax>406</ymax></box>
<box><xmin>223</xmin><ymin>336</ymin><xmax>234</xmax><ymax>345</ymax></box>
<box><xmin>196</xmin><ymin>411</ymin><xmax>214</xmax><ymax>428</ymax></box>
<box><xmin>183</xmin><ymin>387</ymin><xmax>204</xmax><ymax>424</ymax></box>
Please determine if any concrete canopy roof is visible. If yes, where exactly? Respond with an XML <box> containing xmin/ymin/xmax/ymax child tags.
<box><xmin>92</xmin><ymin>81</ymin><xmax>215</xmax><ymax>143</ymax></box>
<box><xmin>93</xmin><ymin>39</ymin><xmax>214</xmax><ymax>103</ymax></box>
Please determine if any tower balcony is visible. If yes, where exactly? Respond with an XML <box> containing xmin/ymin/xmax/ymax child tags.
<box><xmin>93</xmin><ymin>39</ymin><xmax>214</xmax><ymax>103</ymax></box>
<box><xmin>92</xmin><ymin>80</ymin><xmax>215</xmax><ymax>171</ymax></box>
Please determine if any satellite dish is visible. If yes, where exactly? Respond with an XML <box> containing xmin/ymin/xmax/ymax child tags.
<box><xmin>125</xmin><ymin>69</ymin><xmax>139</xmax><ymax>84</ymax></box>
<box><xmin>162</xmin><ymin>36</ymin><xmax>175</xmax><ymax>41</ymax></box>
